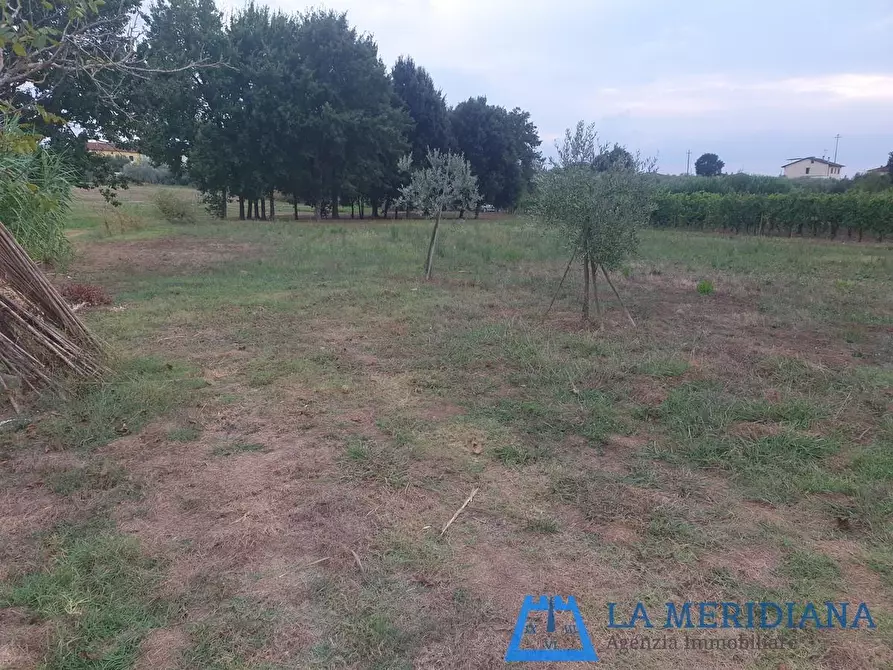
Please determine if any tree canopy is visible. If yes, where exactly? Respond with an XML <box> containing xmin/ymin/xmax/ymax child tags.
<box><xmin>451</xmin><ymin>97</ymin><xmax>541</xmax><ymax>213</ymax></box>
<box><xmin>533</xmin><ymin>122</ymin><xmax>656</xmax><ymax>323</ymax></box>
<box><xmin>131</xmin><ymin>2</ymin><xmax>540</xmax><ymax>219</ymax></box>
<box><xmin>695</xmin><ymin>153</ymin><xmax>724</xmax><ymax>177</ymax></box>
<box><xmin>392</xmin><ymin>57</ymin><xmax>452</xmax><ymax>160</ymax></box>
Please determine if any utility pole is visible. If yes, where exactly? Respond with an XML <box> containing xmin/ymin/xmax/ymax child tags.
<box><xmin>833</xmin><ymin>134</ymin><xmax>841</xmax><ymax>163</ymax></box>
<box><xmin>686</xmin><ymin>150</ymin><xmax>691</xmax><ymax>176</ymax></box>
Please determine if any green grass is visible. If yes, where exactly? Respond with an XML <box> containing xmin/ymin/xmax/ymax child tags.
<box><xmin>1</xmin><ymin>523</ymin><xmax>167</xmax><ymax>670</ymax></box>
<box><xmin>340</xmin><ymin>437</ymin><xmax>411</xmax><ymax>488</ymax></box>
<box><xmin>637</xmin><ymin>356</ymin><xmax>690</xmax><ymax>377</ymax></box>
<box><xmin>44</xmin><ymin>461</ymin><xmax>136</xmax><ymax>498</ymax></box>
<box><xmin>167</xmin><ymin>424</ymin><xmax>202</xmax><ymax>442</ymax></box>
<box><xmin>40</xmin><ymin>356</ymin><xmax>206</xmax><ymax>451</ymax></box>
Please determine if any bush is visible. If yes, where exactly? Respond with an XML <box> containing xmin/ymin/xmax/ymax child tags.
<box><xmin>153</xmin><ymin>190</ymin><xmax>195</xmax><ymax>224</ymax></box>
<box><xmin>122</xmin><ymin>161</ymin><xmax>170</xmax><ymax>184</ymax></box>
<box><xmin>60</xmin><ymin>283</ymin><xmax>113</xmax><ymax>306</ymax></box>
<box><xmin>121</xmin><ymin>161</ymin><xmax>190</xmax><ymax>186</ymax></box>
<box><xmin>697</xmin><ymin>280</ymin><xmax>715</xmax><ymax>295</ymax></box>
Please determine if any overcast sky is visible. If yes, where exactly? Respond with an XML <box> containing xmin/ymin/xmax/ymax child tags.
<box><xmin>236</xmin><ymin>0</ymin><xmax>893</xmax><ymax>176</ymax></box>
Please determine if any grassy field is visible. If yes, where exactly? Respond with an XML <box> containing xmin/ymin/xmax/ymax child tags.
<box><xmin>1</xmin><ymin>185</ymin><xmax>892</xmax><ymax>669</ymax></box>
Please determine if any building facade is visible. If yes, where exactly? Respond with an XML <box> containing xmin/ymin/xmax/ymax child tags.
<box><xmin>86</xmin><ymin>141</ymin><xmax>145</xmax><ymax>164</ymax></box>
<box><xmin>782</xmin><ymin>157</ymin><xmax>844</xmax><ymax>179</ymax></box>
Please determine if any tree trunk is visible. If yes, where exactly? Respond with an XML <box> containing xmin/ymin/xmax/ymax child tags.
<box><xmin>582</xmin><ymin>254</ymin><xmax>590</xmax><ymax>322</ymax></box>
<box><xmin>359</xmin><ymin>201</ymin><xmax>365</xmax><ymax>220</ymax></box>
<box><xmin>220</xmin><ymin>188</ymin><xmax>227</xmax><ymax>219</ymax></box>
<box><xmin>474</xmin><ymin>204</ymin><xmax>481</xmax><ymax>219</ymax></box>
<box><xmin>383</xmin><ymin>200</ymin><xmax>390</xmax><ymax>218</ymax></box>
<box><xmin>589</xmin><ymin>255</ymin><xmax>601</xmax><ymax>321</ymax></box>
<box><xmin>332</xmin><ymin>196</ymin><xmax>340</xmax><ymax>219</ymax></box>
<box><xmin>254</xmin><ymin>200</ymin><xmax>260</xmax><ymax>219</ymax></box>
<box><xmin>269</xmin><ymin>191</ymin><xmax>275</xmax><ymax>220</ymax></box>
<box><xmin>372</xmin><ymin>201</ymin><xmax>379</xmax><ymax>218</ymax></box>
<box><xmin>294</xmin><ymin>199</ymin><xmax>299</xmax><ymax>220</ymax></box>
<box><xmin>238</xmin><ymin>195</ymin><xmax>245</xmax><ymax>220</ymax></box>
<box><xmin>260</xmin><ymin>198</ymin><xmax>266</xmax><ymax>221</ymax></box>
<box><xmin>458</xmin><ymin>209</ymin><xmax>465</xmax><ymax>219</ymax></box>
<box><xmin>424</xmin><ymin>213</ymin><xmax>442</xmax><ymax>279</ymax></box>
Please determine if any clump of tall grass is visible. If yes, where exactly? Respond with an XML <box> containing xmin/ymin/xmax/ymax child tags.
<box><xmin>0</xmin><ymin>117</ymin><xmax>73</xmax><ymax>265</ymax></box>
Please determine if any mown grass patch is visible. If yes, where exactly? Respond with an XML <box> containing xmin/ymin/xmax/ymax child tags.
<box><xmin>1</xmin><ymin>522</ymin><xmax>167</xmax><ymax>670</ymax></box>
<box><xmin>40</xmin><ymin>356</ymin><xmax>206</xmax><ymax>451</ymax></box>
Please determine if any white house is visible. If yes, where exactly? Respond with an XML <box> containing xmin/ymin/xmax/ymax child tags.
<box><xmin>782</xmin><ymin>157</ymin><xmax>844</xmax><ymax>179</ymax></box>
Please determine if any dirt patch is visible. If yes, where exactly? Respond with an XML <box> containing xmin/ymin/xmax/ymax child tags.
<box><xmin>72</xmin><ymin>237</ymin><xmax>260</xmax><ymax>277</ymax></box>
<box><xmin>0</xmin><ymin>450</ymin><xmax>84</xmax><ymax>579</ymax></box>
<box><xmin>701</xmin><ymin>546</ymin><xmax>781</xmax><ymax>585</ymax></box>
<box><xmin>727</xmin><ymin>421</ymin><xmax>785</xmax><ymax>440</ymax></box>
<box><xmin>817</xmin><ymin>540</ymin><xmax>893</xmax><ymax>609</ymax></box>
<box><xmin>134</xmin><ymin>627</ymin><xmax>190</xmax><ymax>670</ymax></box>
<box><xmin>0</xmin><ymin>608</ymin><xmax>50</xmax><ymax>670</ymax></box>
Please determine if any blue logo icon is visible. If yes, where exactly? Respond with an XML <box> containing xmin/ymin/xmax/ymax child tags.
<box><xmin>505</xmin><ymin>595</ymin><xmax>599</xmax><ymax>662</ymax></box>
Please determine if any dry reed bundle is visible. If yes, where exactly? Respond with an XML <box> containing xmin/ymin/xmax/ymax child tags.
<box><xmin>0</xmin><ymin>221</ymin><xmax>106</xmax><ymax>402</ymax></box>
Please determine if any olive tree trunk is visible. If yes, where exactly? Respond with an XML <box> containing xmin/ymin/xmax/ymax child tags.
<box><xmin>424</xmin><ymin>211</ymin><xmax>442</xmax><ymax>280</ymax></box>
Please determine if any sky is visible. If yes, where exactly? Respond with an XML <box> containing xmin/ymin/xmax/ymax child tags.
<box><xmin>229</xmin><ymin>0</ymin><xmax>893</xmax><ymax>176</ymax></box>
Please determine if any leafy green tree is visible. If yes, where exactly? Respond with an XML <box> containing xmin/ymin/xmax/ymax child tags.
<box><xmin>695</xmin><ymin>153</ymin><xmax>724</xmax><ymax>177</ymax></box>
<box><xmin>451</xmin><ymin>97</ymin><xmax>541</xmax><ymax>213</ymax></box>
<box><xmin>593</xmin><ymin>144</ymin><xmax>636</xmax><ymax>172</ymax></box>
<box><xmin>398</xmin><ymin>149</ymin><xmax>481</xmax><ymax>279</ymax></box>
<box><xmin>3</xmin><ymin>0</ymin><xmax>215</xmax><ymax>206</ymax></box>
<box><xmin>533</xmin><ymin>122</ymin><xmax>656</xmax><ymax>324</ymax></box>
<box><xmin>392</xmin><ymin>57</ymin><xmax>452</xmax><ymax>159</ymax></box>
<box><xmin>0</xmin><ymin>0</ymin><xmax>142</xmax><ymax>122</ymax></box>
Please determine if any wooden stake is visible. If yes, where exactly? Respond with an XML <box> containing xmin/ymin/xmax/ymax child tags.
<box><xmin>600</xmin><ymin>265</ymin><xmax>636</xmax><ymax>327</ymax></box>
<box><xmin>0</xmin><ymin>372</ymin><xmax>20</xmax><ymax>414</ymax></box>
<box><xmin>440</xmin><ymin>487</ymin><xmax>479</xmax><ymax>536</ymax></box>
<box><xmin>589</xmin><ymin>255</ymin><xmax>601</xmax><ymax>321</ymax></box>
<box><xmin>582</xmin><ymin>253</ymin><xmax>590</xmax><ymax>322</ymax></box>
<box><xmin>543</xmin><ymin>247</ymin><xmax>578</xmax><ymax>321</ymax></box>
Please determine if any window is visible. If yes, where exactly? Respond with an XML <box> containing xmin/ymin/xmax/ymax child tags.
<box><xmin>805</xmin><ymin>167</ymin><xmax>811</xmax><ymax>174</ymax></box>
<box><xmin>129</xmin><ymin>156</ymin><xmax>134</xmax><ymax>162</ymax></box>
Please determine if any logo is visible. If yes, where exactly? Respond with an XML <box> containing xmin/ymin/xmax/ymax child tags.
<box><xmin>505</xmin><ymin>595</ymin><xmax>599</xmax><ymax>662</ymax></box>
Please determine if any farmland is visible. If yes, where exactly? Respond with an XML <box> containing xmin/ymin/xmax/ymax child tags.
<box><xmin>1</xmin><ymin>185</ymin><xmax>893</xmax><ymax>669</ymax></box>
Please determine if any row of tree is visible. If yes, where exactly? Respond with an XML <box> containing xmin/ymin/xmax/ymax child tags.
<box><xmin>653</xmin><ymin>191</ymin><xmax>893</xmax><ymax>241</ymax></box>
<box><xmin>128</xmin><ymin>1</ymin><xmax>540</xmax><ymax>220</ymax></box>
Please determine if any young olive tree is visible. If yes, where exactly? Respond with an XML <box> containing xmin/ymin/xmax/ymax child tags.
<box><xmin>398</xmin><ymin>149</ymin><xmax>481</xmax><ymax>279</ymax></box>
<box><xmin>533</xmin><ymin>121</ymin><xmax>656</xmax><ymax>325</ymax></box>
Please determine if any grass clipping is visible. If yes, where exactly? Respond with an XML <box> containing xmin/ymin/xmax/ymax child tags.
<box><xmin>0</xmin><ymin>220</ymin><xmax>106</xmax><ymax>397</ymax></box>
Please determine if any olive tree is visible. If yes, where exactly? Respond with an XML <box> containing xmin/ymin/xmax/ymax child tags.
<box><xmin>533</xmin><ymin>122</ymin><xmax>656</xmax><ymax>325</ymax></box>
<box><xmin>398</xmin><ymin>149</ymin><xmax>481</xmax><ymax>279</ymax></box>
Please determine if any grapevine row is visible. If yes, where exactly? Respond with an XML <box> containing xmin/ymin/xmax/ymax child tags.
<box><xmin>652</xmin><ymin>191</ymin><xmax>893</xmax><ymax>241</ymax></box>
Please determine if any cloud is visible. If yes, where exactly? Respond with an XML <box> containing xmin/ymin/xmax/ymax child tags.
<box><xmin>591</xmin><ymin>74</ymin><xmax>893</xmax><ymax>119</ymax></box>
<box><xmin>216</xmin><ymin>0</ymin><xmax>893</xmax><ymax>174</ymax></box>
